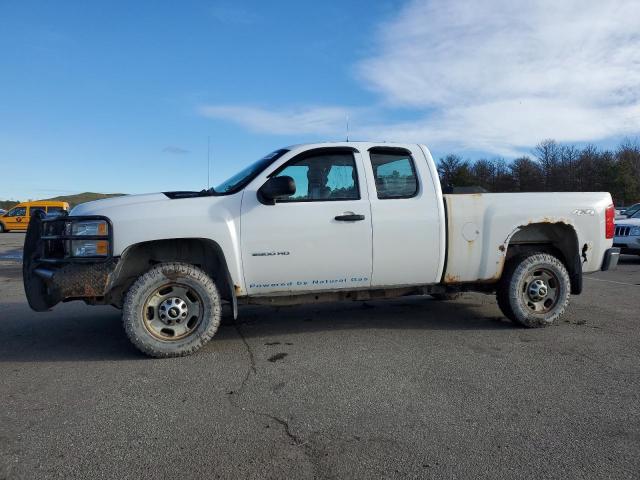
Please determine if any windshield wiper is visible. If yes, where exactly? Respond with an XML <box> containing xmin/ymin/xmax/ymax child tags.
<box><xmin>163</xmin><ymin>188</ymin><xmax>219</xmax><ymax>200</ymax></box>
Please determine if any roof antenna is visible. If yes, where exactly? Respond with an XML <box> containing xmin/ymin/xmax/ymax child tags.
<box><xmin>346</xmin><ymin>114</ymin><xmax>350</xmax><ymax>142</ymax></box>
<box><xmin>207</xmin><ymin>136</ymin><xmax>211</xmax><ymax>189</ymax></box>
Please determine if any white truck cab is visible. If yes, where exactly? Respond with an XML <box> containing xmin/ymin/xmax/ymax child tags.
<box><xmin>23</xmin><ymin>142</ymin><xmax>620</xmax><ymax>357</ymax></box>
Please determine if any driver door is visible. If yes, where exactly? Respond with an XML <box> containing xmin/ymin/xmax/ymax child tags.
<box><xmin>240</xmin><ymin>148</ymin><xmax>373</xmax><ymax>295</ymax></box>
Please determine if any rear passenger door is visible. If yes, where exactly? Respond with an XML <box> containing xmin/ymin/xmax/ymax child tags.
<box><xmin>364</xmin><ymin>146</ymin><xmax>443</xmax><ymax>286</ymax></box>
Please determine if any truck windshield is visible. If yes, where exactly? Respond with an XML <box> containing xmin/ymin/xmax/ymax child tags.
<box><xmin>214</xmin><ymin>149</ymin><xmax>289</xmax><ymax>194</ymax></box>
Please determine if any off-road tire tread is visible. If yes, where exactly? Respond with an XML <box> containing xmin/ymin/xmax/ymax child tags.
<box><xmin>497</xmin><ymin>252</ymin><xmax>570</xmax><ymax>328</ymax></box>
<box><xmin>496</xmin><ymin>253</ymin><xmax>525</xmax><ymax>322</ymax></box>
<box><xmin>122</xmin><ymin>262</ymin><xmax>221</xmax><ymax>358</ymax></box>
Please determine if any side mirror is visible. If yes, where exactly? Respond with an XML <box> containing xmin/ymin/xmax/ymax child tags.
<box><xmin>258</xmin><ymin>176</ymin><xmax>296</xmax><ymax>205</ymax></box>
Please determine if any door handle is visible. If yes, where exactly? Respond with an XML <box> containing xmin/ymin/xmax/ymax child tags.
<box><xmin>335</xmin><ymin>213</ymin><xmax>365</xmax><ymax>221</ymax></box>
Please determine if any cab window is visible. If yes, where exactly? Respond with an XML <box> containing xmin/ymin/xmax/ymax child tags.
<box><xmin>273</xmin><ymin>152</ymin><xmax>359</xmax><ymax>202</ymax></box>
<box><xmin>369</xmin><ymin>149</ymin><xmax>418</xmax><ymax>199</ymax></box>
<box><xmin>30</xmin><ymin>207</ymin><xmax>46</xmax><ymax>216</ymax></box>
<box><xmin>6</xmin><ymin>207</ymin><xmax>26</xmax><ymax>217</ymax></box>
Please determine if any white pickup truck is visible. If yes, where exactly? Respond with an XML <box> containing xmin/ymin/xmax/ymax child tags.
<box><xmin>23</xmin><ymin>142</ymin><xmax>620</xmax><ymax>357</ymax></box>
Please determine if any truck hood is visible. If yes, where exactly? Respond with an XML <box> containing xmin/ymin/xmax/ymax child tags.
<box><xmin>71</xmin><ymin>192</ymin><xmax>174</xmax><ymax>215</ymax></box>
<box><xmin>67</xmin><ymin>191</ymin><xmax>240</xmax><ymax>257</ymax></box>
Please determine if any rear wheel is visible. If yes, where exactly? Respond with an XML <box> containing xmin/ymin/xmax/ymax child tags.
<box><xmin>497</xmin><ymin>252</ymin><xmax>570</xmax><ymax>327</ymax></box>
<box><xmin>123</xmin><ymin>262</ymin><xmax>221</xmax><ymax>357</ymax></box>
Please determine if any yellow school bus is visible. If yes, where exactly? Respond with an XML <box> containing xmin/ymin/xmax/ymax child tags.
<box><xmin>0</xmin><ymin>201</ymin><xmax>70</xmax><ymax>232</ymax></box>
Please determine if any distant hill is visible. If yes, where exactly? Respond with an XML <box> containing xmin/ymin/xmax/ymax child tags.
<box><xmin>0</xmin><ymin>192</ymin><xmax>125</xmax><ymax>210</ymax></box>
<box><xmin>0</xmin><ymin>200</ymin><xmax>18</xmax><ymax>211</ymax></box>
<box><xmin>44</xmin><ymin>192</ymin><xmax>125</xmax><ymax>208</ymax></box>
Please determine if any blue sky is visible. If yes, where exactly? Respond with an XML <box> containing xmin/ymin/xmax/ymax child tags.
<box><xmin>1</xmin><ymin>0</ymin><xmax>639</xmax><ymax>200</ymax></box>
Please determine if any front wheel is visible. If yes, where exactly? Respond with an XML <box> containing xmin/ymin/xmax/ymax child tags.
<box><xmin>0</xmin><ymin>222</ymin><xmax>6</xmax><ymax>233</ymax></box>
<box><xmin>497</xmin><ymin>252</ymin><xmax>571</xmax><ymax>327</ymax></box>
<box><xmin>123</xmin><ymin>262</ymin><xmax>222</xmax><ymax>357</ymax></box>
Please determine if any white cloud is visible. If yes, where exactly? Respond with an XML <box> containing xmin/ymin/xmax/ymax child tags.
<box><xmin>356</xmin><ymin>0</ymin><xmax>640</xmax><ymax>152</ymax></box>
<box><xmin>199</xmin><ymin>0</ymin><xmax>640</xmax><ymax>155</ymax></box>
<box><xmin>162</xmin><ymin>146</ymin><xmax>190</xmax><ymax>155</ymax></box>
<box><xmin>199</xmin><ymin>105</ymin><xmax>354</xmax><ymax>136</ymax></box>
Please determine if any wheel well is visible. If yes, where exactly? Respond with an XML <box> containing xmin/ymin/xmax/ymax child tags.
<box><xmin>505</xmin><ymin>222</ymin><xmax>582</xmax><ymax>294</ymax></box>
<box><xmin>107</xmin><ymin>238</ymin><xmax>234</xmax><ymax>308</ymax></box>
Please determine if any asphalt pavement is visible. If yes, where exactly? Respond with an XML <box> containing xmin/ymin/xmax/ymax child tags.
<box><xmin>0</xmin><ymin>232</ymin><xmax>638</xmax><ymax>479</ymax></box>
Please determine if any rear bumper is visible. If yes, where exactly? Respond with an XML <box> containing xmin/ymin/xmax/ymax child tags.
<box><xmin>601</xmin><ymin>247</ymin><xmax>621</xmax><ymax>271</ymax></box>
<box><xmin>23</xmin><ymin>212</ymin><xmax>117</xmax><ymax>311</ymax></box>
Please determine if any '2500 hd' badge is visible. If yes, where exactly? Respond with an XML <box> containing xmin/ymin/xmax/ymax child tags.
<box><xmin>251</xmin><ymin>251</ymin><xmax>290</xmax><ymax>257</ymax></box>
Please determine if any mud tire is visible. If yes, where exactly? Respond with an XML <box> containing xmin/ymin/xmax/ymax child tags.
<box><xmin>123</xmin><ymin>262</ymin><xmax>221</xmax><ymax>357</ymax></box>
<box><xmin>497</xmin><ymin>252</ymin><xmax>570</xmax><ymax>328</ymax></box>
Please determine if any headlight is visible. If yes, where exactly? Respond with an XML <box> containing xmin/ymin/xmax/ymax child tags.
<box><xmin>630</xmin><ymin>226</ymin><xmax>640</xmax><ymax>236</ymax></box>
<box><xmin>64</xmin><ymin>219</ymin><xmax>110</xmax><ymax>257</ymax></box>
<box><xmin>70</xmin><ymin>220</ymin><xmax>108</xmax><ymax>236</ymax></box>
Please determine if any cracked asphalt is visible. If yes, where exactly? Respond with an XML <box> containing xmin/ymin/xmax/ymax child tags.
<box><xmin>1</xmin><ymin>232</ymin><xmax>639</xmax><ymax>479</ymax></box>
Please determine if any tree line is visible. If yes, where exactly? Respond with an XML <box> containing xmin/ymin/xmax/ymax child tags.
<box><xmin>437</xmin><ymin>139</ymin><xmax>640</xmax><ymax>206</ymax></box>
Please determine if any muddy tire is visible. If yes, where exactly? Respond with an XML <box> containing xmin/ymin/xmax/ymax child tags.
<box><xmin>123</xmin><ymin>262</ymin><xmax>221</xmax><ymax>357</ymax></box>
<box><xmin>431</xmin><ymin>292</ymin><xmax>462</xmax><ymax>301</ymax></box>
<box><xmin>497</xmin><ymin>252</ymin><xmax>570</xmax><ymax>328</ymax></box>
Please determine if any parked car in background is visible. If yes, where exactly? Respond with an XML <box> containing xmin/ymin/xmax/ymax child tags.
<box><xmin>616</xmin><ymin>202</ymin><xmax>640</xmax><ymax>219</ymax></box>
<box><xmin>0</xmin><ymin>209</ymin><xmax>6</xmax><ymax>216</ymax></box>
<box><xmin>0</xmin><ymin>201</ymin><xmax>70</xmax><ymax>232</ymax></box>
<box><xmin>614</xmin><ymin>209</ymin><xmax>640</xmax><ymax>256</ymax></box>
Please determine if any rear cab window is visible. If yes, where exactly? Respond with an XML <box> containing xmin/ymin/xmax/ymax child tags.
<box><xmin>368</xmin><ymin>148</ymin><xmax>419</xmax><ymax>199</ymax></box>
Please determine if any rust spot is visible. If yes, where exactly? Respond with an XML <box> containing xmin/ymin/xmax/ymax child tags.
<box><xmin>494</xmin><ymin>255</ymin><xmax>506</xmax><ymax>280</ymax></box>
<box><xmin>234</xmin><ymin>284</ymin><xmax>242</xmax><ymax>294</ymax></box>
<box><xmin>474</xmin><ymin>255</ymin><xmax>507</xmax><ymax>284</ymax></box>
<box><xmin>444</xmin><ymin>273</ymin><xmax>460</xmax><ymax>283</ymax></box>
<box><xmin>498</xmin><ymin>245</ymin><xmax>506</xmax><ymax>252</ymax></box>
<box><xmin>54</xmin><ymin>260</ymin><xmax>117</xmax><ymax>299</ymax></box>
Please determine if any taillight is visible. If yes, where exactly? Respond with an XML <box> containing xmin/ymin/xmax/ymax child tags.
<box><xmin>605</xmin><ymin>204</ymin><xmax>615</xmax><ymax>239</ymax></box>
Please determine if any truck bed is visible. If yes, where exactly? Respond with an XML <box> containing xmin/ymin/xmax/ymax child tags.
<box><xmin>442</xmin><ymin>192</ymin><xmax>612</xmax><ymax>283</ymax></box>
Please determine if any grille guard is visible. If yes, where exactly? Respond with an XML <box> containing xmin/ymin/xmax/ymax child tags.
<box><xmin>23</xmin><ymin>210</ymin><xmax>116</xmax><ymax>311</ymax></box>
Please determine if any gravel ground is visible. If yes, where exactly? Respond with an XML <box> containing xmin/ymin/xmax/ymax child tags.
<box><xmin>0</xmin><ymin>232</ymin><xmax>638</xmax><ymax>479</ymax></box>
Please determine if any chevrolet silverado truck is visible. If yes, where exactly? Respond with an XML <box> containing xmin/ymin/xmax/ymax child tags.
<box><xmin>23</xmin><ymin>142</ymin><xmax>620</xmax><ymax>357</ymax></box>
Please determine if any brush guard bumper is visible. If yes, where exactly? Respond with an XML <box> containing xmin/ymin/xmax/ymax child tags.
<box><xmin>23</xmin><ymin>211</ymin><xmax>118</xmax><ymax>311</ymax></box>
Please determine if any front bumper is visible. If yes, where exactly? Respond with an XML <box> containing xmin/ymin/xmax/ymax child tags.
<box><xmin>601</xmin><ymin>247</ymin><xmax>621</xmax><ymax>271</ymax></box>
<box><xmin>23</xmin><ymin>211</ymin><xmax>118</xmax><ymax>311</ymax></box>
<box><xmin>613</xmin><ymin>236</ymin><xmax>640</xmax><ymax>255</ymax></box>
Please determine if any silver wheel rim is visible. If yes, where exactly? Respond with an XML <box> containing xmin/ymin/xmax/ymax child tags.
<box><xmin>521</xmin><ymin>268</ymin><xmax>560</xmax><ymax>314</ymax></box>
<box><xmin>142</xmin><ymin>283</ymin><xmax>204</xmax><ymax>341</ymax></box>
